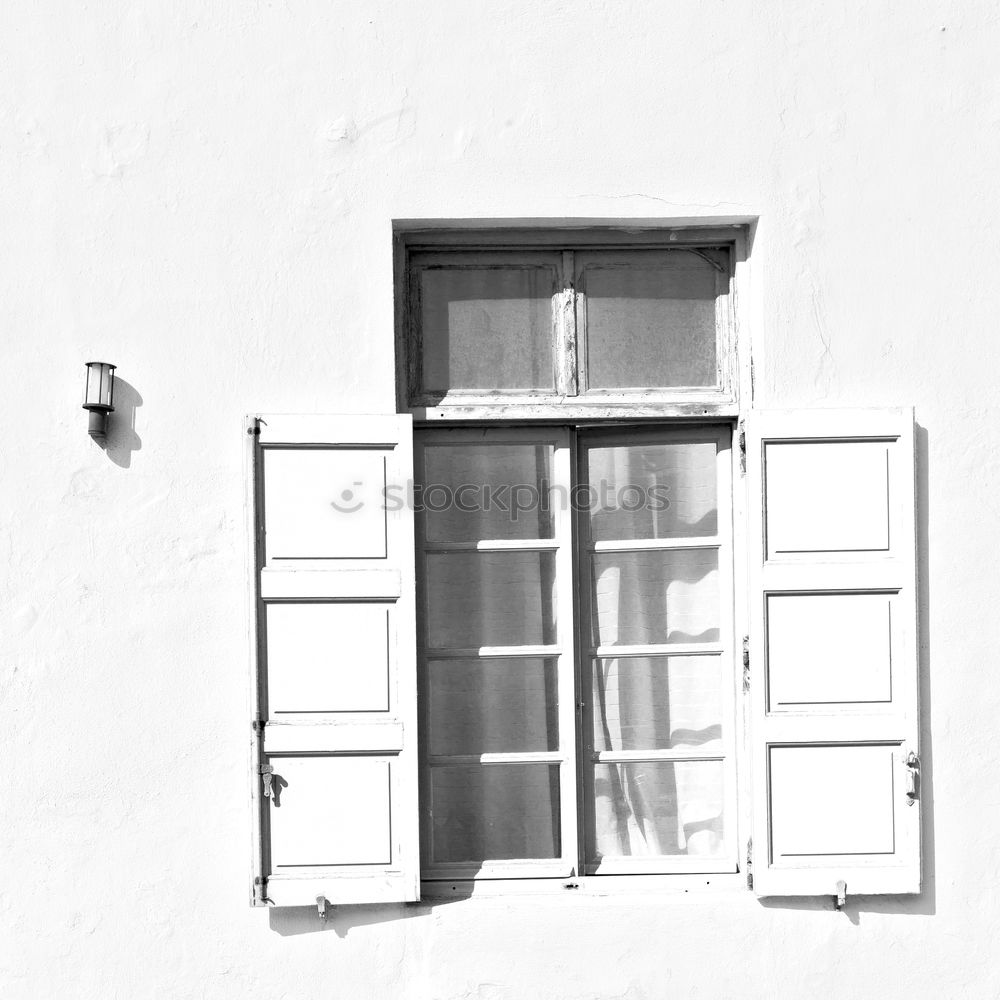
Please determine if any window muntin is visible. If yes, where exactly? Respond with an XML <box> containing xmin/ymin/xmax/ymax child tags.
<box><xmin>414</xmin><ymin>425</ymin><xmax>735</xmax><ymax>880</ymax></box>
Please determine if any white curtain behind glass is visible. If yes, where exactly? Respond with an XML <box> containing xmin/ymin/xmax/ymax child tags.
<box><xmin>587</xmin><ymin>437</ymin><xmax>725</xmax><ymax>859</ymax></box>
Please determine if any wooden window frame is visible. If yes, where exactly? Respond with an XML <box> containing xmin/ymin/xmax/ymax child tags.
<box><xmin>394</xmin><ymin>226</ymin><xmax>749</xmax><ymax>422</ymax></box>
<box><xmin>576</xmin><ymin>423</ymin><xmax>738</xmax><ymax>877</ymax></box>
<box><xmin>394</xmin><ymin>223</ymin><xmax>753</xmax><ymax>895</ymax></box>
<box><xmin>414</xmin><ymin>427</ymin><xmax>579</xmax><ymax>881</ymax></box>
<box><xmin>411</xmin><ymin>420</ymin><xmax>745</xmax><ymax>889</ymax></box>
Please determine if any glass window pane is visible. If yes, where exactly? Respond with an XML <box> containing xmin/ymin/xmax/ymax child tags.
<box><xmin>581</xmin><ymin>250</ymin><xmax>721</xmax><ymax>389</ymax></box>
<box><xmin>589</xmin><ymin>759</ymin><xmax>725</xmax><ymax>859</ymax></box>
<box><xmin>430</xmin><ymin>764</ymin><xmax>561</xmax><ymax>863</ymax></box>
<box><xmin>428</xmin><ymin>658</ymin><xmax>559</xmax><ymax>754</ymax></box>
<box><xmin>421</xmin><ymin>441</ymin><xmax>554</xmax><ymax>541</ymax></box>
<box><xmin>591</xmin><ymin>549</ymin><xmax>719</xmax><ymax>647</ymax></box>
<box><xmin>591</xmin><ymin>655</ymin><xmax>722</xmax><ymax>752</ymax></box>
<box><xmin>419</xmin><ymin>266</ymin><xmax>556</xmax><ymax>393</ymax></box>
<box><xmin>585</xmin><ymin>437</ymin><xmax>718</xmax><ymax>541</ymax></box>
<box><xmin>426</xmin><ymin>551</ymin><xmax>557</xmax><ymax>648</ymax></box>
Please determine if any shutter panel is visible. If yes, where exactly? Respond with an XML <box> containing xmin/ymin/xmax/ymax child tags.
<box><xmin>747</xmin><ymin>408</ymin><xmax>920</xmax><ymax>898</ymax></box>
<box><xmin>248</xmin><ymin>415</ymin><xmax>419</xmax><ymax>906</ymax></box>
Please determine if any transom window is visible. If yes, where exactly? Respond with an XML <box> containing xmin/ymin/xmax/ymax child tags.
<box><xmin>397</xmin><ymin>231</ymin><xmax>739</xmax><ymax>416</ymax></box>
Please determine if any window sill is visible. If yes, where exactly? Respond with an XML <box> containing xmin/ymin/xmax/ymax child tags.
<box><xmin>420</xmin><ymin>871</ymin><xmax>747</xmax><ymax>899</ymax></box>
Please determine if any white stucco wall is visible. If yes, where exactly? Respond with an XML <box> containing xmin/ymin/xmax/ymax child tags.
<box><xmin>3</xmin><ymin>2</ymin><xmax>999</xmax><ymax>997</ymax></box>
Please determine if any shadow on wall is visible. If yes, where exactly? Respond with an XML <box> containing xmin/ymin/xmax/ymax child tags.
<box><xmin>914</xmin><ymin>424</ymin><xmax>936</xmax><ymax>919</ymax></box>
<box><xmin>759</xmin><ymin>421</ymin><xmax>935</xmax><ymax>926</ymax></box>
<box><xmin>268</xmin><ymin>902</ymin><xmax>428</xmax><ymax>939</ymax></box>
<box><xmin>97</xmin><ymin>378</ymin><xmax>142</xmax><ymax>468</ymax></box>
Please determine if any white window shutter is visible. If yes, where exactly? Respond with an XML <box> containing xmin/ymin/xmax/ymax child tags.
<box><xmin>247</xmin><ymin>415</ymin><xmax>419</xmax><ymax>906</ymax></box>
<box><xmin>747</xmin><ymin>408</ymin><xmax>920</xmax><ymax>898</ymax></box>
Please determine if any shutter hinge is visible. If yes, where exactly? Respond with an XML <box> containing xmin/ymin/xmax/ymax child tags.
<box><xmin>742</xmin><ymin>635</ymin><xmax>750</xmax><ymax>691</ymax></box>
<box><xmin>738</xmin><ymin>421</ymin><xmax>746</xmax><ymax>476</ymax></box>
<box><xmin>252</xmin><ymin>717</ymin><xmax>264</xmax><ymax>734</ymax></box>
<box><xmin>746</xmin><ymin>838</ymin><xmax>753</xmax><ymax>891</ymax></box>
<box><xmin>905</xmin><ymin>750</ymin><xmax>920</xmax><ymax>805</ymax></box>
<box><xmin>253</xmin><ymin>876</ymin><xmax>274</xmax><ymax>906</ymax></box>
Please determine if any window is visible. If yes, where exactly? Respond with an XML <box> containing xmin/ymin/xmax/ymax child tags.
<box><xmin>415</xmin><ymin>425</ymin><xmax>736</xmax><ymax>879</ymax></box>
<box><xmin>248</xmin><ymin>226</ymin><xmax>921</xmax><ymax>909</ymax></box>
<box><xmin>404</xmin><ymin>232</ymin><xmax>738</xmax><ymax>880</ymax></box>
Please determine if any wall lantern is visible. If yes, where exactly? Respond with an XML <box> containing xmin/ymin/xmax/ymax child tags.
<box><xmin>82</xmin><ymin>362</ymin><xmax>116</xmax><ymax>439</ymax></box>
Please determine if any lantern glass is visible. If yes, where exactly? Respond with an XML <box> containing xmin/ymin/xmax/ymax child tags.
<box><xmin>83</xmin><ymin>362</ymin><xmax>116</xmax><ymax>411</ymax></box>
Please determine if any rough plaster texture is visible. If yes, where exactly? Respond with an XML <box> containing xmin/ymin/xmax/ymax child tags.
<box><xmin>2</xmin><ymin>2</ymin><xmax>999</xmax><ymax>998</ymax></box>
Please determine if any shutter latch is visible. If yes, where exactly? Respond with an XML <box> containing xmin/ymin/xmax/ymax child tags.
<box><xmin>905</xmin><ymin>751</ymin><xmax>920</xmax><ymax>805</ymax></box>
<box><xmin>742</xmin><ymin>636</ymin><xmax>750</xmax><ymax>691</ymax></box>
<box><xmin>259</xmin><ymin>763</ymin><xmax>274</xmax><ymax>799</ymax></box>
